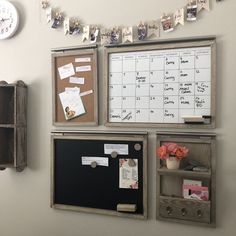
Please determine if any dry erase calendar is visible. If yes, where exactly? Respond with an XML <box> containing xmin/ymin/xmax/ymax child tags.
<box><xmin>105</xmin><ymin>39</ymin><xmax>216</xmax><ymax>128</ymax></box>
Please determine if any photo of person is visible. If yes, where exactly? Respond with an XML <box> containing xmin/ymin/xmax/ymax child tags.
<box><xmin>110</xmin><ymin>28</ymin><xmax>120</xmax><ymax>44</ymax></box>
<box><xmin>161</xmin><ymin>15</ymin><xmax>174</xmax><ymax>32</ymax></box>
<box><xmin>90</xmin><ymin>27</ymin><xmax>99</xmax><ymax>43</ymax></box>
<box><xmin>69</xmin><ymin>20</ymin><xmax>81</xmax><ymax>35</ymax></box>
<box><xmin>65</xmin><ymin>106</ymin><xmax>76</xmax><ymax>119</ymax></box>
<box><xmin>187</xmin><ymin>1</ymin><xmax>198</xmax><ymax>21</ymax></box>
<box><xmin>51</xmin><ymin>12</ymin><xmax>64</xmax><ymax>29</ymax></box>
<box><xmin>137</xmin><ymin>22</ymin><xmax>147</xmax><ymax>41</ymax></box>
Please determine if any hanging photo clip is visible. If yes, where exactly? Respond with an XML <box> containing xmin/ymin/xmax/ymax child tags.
<box><xmin>161</xmin><ymin>13</ymin><xmax>174</xmax><ymax>32</ymax></box>
<box><xmin>70</xmin><ymin>19</ymin><xmax>81</xmax><ymax>35</ymax></box>
<box><xmin>90</xmin><ymin>26</ymin><xmax>99</xmax><ymax>43</ymax></box>
<box><xmin>137</xmin><ymin>22</ymin><xmax>147</xmax><ymax>41</ymax></box>
<box><xmin>110</xmin><ymin>27</ymin><xmax>121</xmax><ymax>44</ymax></box>
<box><xmin>187</xmin><ymin>0</ymin><xmax>198</xmax><ymax>21</ymax></box>
<box><xmin>52</xmin><ymin>12</ymin><xmax>64</xmax><ymax>29</ymax></box>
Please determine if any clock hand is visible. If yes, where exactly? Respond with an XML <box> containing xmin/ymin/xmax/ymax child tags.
<box><xmin>0</xmin><ymin>18</ymin><xmax>10</xmax><ymax>22</ymax></box>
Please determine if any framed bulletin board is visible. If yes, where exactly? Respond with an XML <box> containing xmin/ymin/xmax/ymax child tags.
<box><xmin>104</xmin><ymin>37</ymin><xmax>216</xmax><ymax>128</ymax></box>
<box><xmin>51</xmin><ymin>131</ymin><xmax>148</xmax><ymax>219</ymax></box>
<box><xmin>52</xmin><ymin>45</ymin><xmax>98</xmax><ymax>126</ymax></box>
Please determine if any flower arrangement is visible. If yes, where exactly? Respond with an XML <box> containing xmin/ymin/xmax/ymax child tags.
<box><xmin>157</xmin><ymin>142</ymin><xmax>189</xmax><ymax>160</ymax></box>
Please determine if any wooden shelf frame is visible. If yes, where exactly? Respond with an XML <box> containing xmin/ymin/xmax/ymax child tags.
<box><xmin>156</xmin><ymin>132</ymin><xmax>216</xmax><ymax>227</ymax></box>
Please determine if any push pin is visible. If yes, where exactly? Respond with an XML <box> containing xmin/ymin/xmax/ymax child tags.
<box><xmin>111</xmin><ymin>151</ymin><xmax>118</xmax><ymax>158</ymax></box>
<box><xmin>91</xmin><ymin>161</ymin><xmax>97</xmax><ymax>168</ymax></box>
<box><xmin>134</xmin><ymin>143</ymin><xmax>141</xmax><ymax>151</ymax></box>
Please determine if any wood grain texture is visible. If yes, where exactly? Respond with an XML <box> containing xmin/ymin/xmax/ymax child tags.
<box><xmin>159</xmin><ymin>196</ymin><xmax>211</xmax><ymax>224</ymax></box>
<box><xmin>52</xmin><ymin>47</ymin><xmax>98</xmax><ymax>126</ymax></box>
<box><xmin>156</xmin><ymin>132</ymin><xmax>216</xmax><ymax>227</ymax></box>
<box><xmin>51</xmin><ymin>132</ymin><xmax>148</xmax><ymax>219</ymax></box>
<box><xmin>0</xmin><ymin>81</ymin><xmax>27</xmax><ymax>171</ymax></box>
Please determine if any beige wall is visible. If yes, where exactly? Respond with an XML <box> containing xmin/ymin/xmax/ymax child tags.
<box><xmin>0</xmin><ymin>0</ymin><xmax>235</xmax><ymax>235</ymax></box>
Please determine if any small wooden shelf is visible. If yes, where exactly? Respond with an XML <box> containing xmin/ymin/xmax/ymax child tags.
<box><xmin>159</xmin><ymin>196</ymin><xmax>211</xmax><ymax>225</ymax></box>
<box><xmin>0</xmin><ymin>81</ymin><xmax>27</xmax><ymax>172</ymax></box>
<box><xmin>157</xmin><ymin>167</ymin><xmax>211</xmax><ymax>179</ymax></box>
<box><xmin>156</xmin><ymin>132</ymin><xmax>216</xmax><ymax>227</ymax></box>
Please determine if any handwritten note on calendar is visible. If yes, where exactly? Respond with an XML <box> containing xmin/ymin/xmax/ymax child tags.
<box><xmin>108</xmin><ymin>46</ymin><xmax>212</xmax><ymax>124</ymax></box>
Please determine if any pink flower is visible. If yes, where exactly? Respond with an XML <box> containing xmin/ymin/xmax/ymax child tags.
<box><xmin>164</xmin><ymin>142</ymin><xmax>178</xmax><ymax>155</ymax></box>
<box><xmin>157</xmin><ymin>145</ymin><xmax>168</xmax><ymax>159</ymax></box>
<box><xmin>175</xmin><ymin>146</ymin><xmax>189</xmax><ymax>160</ymax></box>
<box><xmin>157</xmin><ymin>142</ymin><xmax>189</xmax><ymax>160</ymax></box>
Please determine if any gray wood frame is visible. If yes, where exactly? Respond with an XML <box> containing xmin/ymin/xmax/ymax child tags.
<box><xmin>52</xmin><ymin>45</ymin><xmax>98</xmax><ymax>126</ymax></box>
<box><xmin>51</xmin><ymin>131</ymin><xmax>148</xmax><ymax>219</ymax></box>
<box><xmin>156</xmin><ymin>132</ymin><xmax>216</xmax><ymax>227</ymax></box>
<box><xmin>0</xmin><ymin>80</ymin><xmax>27</xmax><ymax>172</ymax></box>
<box><xmin>104</xmin><ymin>36</ymin><xmax>216</xmax><ymax>128</ymax></box>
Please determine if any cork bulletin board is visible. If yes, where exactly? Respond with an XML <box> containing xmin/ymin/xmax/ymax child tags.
<box><xmin>52</xmin><ymin>45</ymin><xmax>98</xmax><ymax>126</ymax></box>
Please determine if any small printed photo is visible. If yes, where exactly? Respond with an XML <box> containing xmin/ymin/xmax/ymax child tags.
<box><xmin>174</xmin><ymin>8</ymin><xmax>184</xmax><ymax>26</ymax></box>
<box><xmin>100</xmin><ymin>29</ymin><xmax>111</xmax><ymax>45</ymax></box>
<box><xmin>161</xmin><ymin>15</ymin><xmax>174</xmax><ymax>32</ymax></box>
<box><xmin>90</xmin><ymin>27</ymin><xmax>99</xmax><ymax>43</ymax></box>
<box><xmin>137</xmin><ymin>23</ymin><xmax>147</xmax><ymax>41</ymax></box>
<box><xmin>187</xmin><ymin>3</ymin><xmax>197</xmax><ymax>21</ymax></box>
<box><xmin>69</xmin><ymin>21</ymin><xmax>81</xmax><ymax>35</ymax></box>
<box><xmin>51</xmin><ymin>13</ymin><xmax>63</xmax><ymax>29</ymax></box>
<box><xmin>65</xmin><ymin>106</ymin><xmax>76</xmax><ymax>120</ymax></box>
<box><xmin>110</xmin><ymin>28</ymin><xmax>120</xmax><ymax>44</ymax></box>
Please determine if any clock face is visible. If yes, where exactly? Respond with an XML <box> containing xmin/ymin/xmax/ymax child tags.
<box><xmin>0</xmin><ymin>0</ymin><xmax>19</xmax><ymax>39</ymax></box>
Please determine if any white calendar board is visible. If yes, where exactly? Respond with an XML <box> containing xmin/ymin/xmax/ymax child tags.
<box><xmin>105</xmin><ymin>39</ymin><xmax>216</xmax><ymax>128</ymax></box>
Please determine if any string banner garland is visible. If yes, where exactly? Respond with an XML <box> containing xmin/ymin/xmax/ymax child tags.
<box><xmin>41</xmin><ymin>0</ymin><xmax>215</xmax><ymax>45</ymax></box>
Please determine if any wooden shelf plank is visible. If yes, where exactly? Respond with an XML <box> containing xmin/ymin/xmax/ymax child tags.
<box><xmin>0</xmin><ymin>124</ymin><xmax>15</xmax><ymax>128</ymax></box>
<box><xmin>157</xmin><ymin>167</ymin><xmax>211</xmax><ymax>178</ymax></box>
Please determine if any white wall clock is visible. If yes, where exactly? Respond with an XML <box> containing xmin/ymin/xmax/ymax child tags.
<box><xmin>0</xmin><ymin>0</ymin><xmax>19</xmax><ymax>39</ymax></box>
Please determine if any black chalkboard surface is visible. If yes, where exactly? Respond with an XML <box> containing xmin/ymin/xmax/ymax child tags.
<box><xmin>51</xmin><ymin>132</ymin><xmax>148</xmax><ymax>219</ymax></box>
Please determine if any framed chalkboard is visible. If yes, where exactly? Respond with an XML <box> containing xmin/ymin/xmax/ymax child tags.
<box><xmin>52</xmin><ymin>45</ymin><xmax>98</xmax><ymax>126</ymax></box>
<box><xmin>104</xmin><ymin>37</ymin><xmax>216</xmax><ymax>128</ymax></box>
<box><xmin>51</xmin><ymin>131</ymin><xmax>148</xmax><ymax>219</ymax></box>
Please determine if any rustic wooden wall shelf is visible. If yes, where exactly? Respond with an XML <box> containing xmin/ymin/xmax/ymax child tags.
<box><xmin>156</xmin><ymin>132</ymin><xmax>216</xmax><ymax>227</ymax></box>
<box><xmin>0</xmin><ymin>80</ymin><xmax>27</xmax><ymax>172</ymax></box>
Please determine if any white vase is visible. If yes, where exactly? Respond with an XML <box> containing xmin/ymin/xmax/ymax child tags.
<box><xmin>166</xmin><ymin>156</ymin><xmax>180</xmax><ymax>170</ymax></box>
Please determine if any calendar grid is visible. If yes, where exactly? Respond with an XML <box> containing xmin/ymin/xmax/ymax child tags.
<box><xmin>108</xmin><ymin>46</ymin><xmax>211</xmax><ymax>124</ymax></box>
